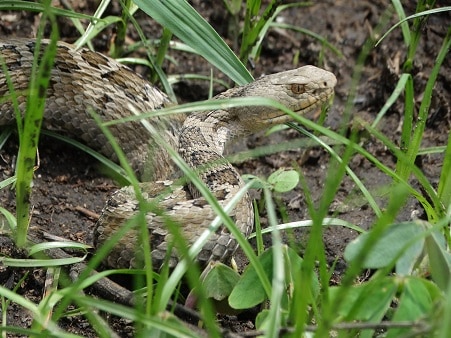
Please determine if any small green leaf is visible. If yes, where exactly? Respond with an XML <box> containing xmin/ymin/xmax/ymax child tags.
<box><xmin>285</xmin><ymin>246</ymin><xmax>320</xmax><ymax>300</ymax></box>
<box><xmin>255</xmin><ymin>309</ymin><xmax>270</xmax><ymax>330</ymax></box>
<box><xmin>268</xmin><ymin>169</ymin><xmax>299</xmax><ymax>193</ymax></box>
<box><xmin>223</xmin><ymin>0</ymin><xmax>241</xmax><ymax>15</ymax></box>
<box><xmin>0</xmin><ymin>206</ymin><xmax>16</xmax><ymax>231</ymax></box>
<box><xmin>203</xmin><ymin>262</ymin><xmax>240</xmax><ymax>301</ymax></box>
<box><xmin>256</xmin><ymin>307</ymin><xmax>290</xmax><ymax>332</ymax></box>
<box><xmin>242</xmin><ymin>174</ymin><xmax>270</xmax><ymax>189</ymax></box>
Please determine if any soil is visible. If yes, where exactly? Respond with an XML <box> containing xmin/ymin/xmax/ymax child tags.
<box><xmin>0</xmin><ymin>0</ymin><xmax>450</xmax><ymax>336</ymax></box>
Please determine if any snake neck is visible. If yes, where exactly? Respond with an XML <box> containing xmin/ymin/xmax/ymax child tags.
<box><xmin>178</xmin><ymin>115</ymin><xmax>244</xmax><ymax>199</ymax></box>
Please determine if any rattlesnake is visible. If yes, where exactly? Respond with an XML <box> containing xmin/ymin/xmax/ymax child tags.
<box><xmin>0</xmin><ymin>38</ymin><xmax>336</xmax><ymax>270</ymax></box>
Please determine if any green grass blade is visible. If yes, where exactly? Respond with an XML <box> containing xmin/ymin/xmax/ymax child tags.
<box><xmin>15</xmin><ymin>21</ymin><xmax>59</xmax><ymax>247</ymax></box>
<box><xmin>75</xmin><ymin>297</ymin><xmax>199</xmax><ymax>337</ymax></box>
<box><xmin>0</xmin><ymin>0</ymin><xmax>101</xmax><ymax>21</ymax></box>
<box><xmin>262</xmin><ymin>187</ymin><xmax>284</xmax><ymax>337</ymax></box>
<box><xmin>76</xmin><ymin>0</ymin><xmax>117</xmax><ymax>48</ymax></box>
<box><xmin>400</xmin><ymin>26</ymin><xmax>451</xmax><ymax>181</ymax></box>
<box><xmin>360</xmin><ymin>119</ymin><xmax>441</xmax><ymax>220</ymax></box>
<box><xmin>134</xmin><ymin>0</ymin><xmax>252</xmax><ymax>85</ymax></box>
<box><xmin>153</xmin><ymin>27</ymin><xmax>173</xmax><ymax>82</ymax></box>
<box><xmin>417</xmin><ymin>146</ymin><xmax>447</xmax><ymax>156</ymax></box>
<box><xmin>0</xmin><ymin>256</ymin><xmax>88</xmax><ymax>267</ymax></box>
<box><xmin>0</xmin><ymin>206</ymin><xmax>16</xmax><ymax>230</ymax></box>
<box><xmin>28</xmin><ymin>241</ymin><xmax>90</xmax><ymax>256</ymax></box>
<box><xmin>241</xmin><ymin>0</ymin><xmax>271</xmax><ymax>61</ymax></box>
<box><xmin>371</xmin><ymin>73</ymin><xmax>412</xmax><ymax>128</ymax></box>
<box><xmin>0</xmin><ymin>127</ymin><xmax>13</xmax><ymax>149</ymax></box>
<box><xmin>252</xmin><ymin>218</ymin><xmax>365</xmax><ymax>237</ymax></box>
<box><xmin>394</xmin><ymin>74</ymin><xmax>415</xmax><ymax>179</ymax></box>
<box><xmin>376</xmin><ymin>6</ymin><xmax>451</xmax><ymax>46</ymax></box>
<box><xmin>74</xmin><ymin>15</ymin><xmax>123</xmax><ymax>47</ymax></box>
<box><xmin>41</xmin><ymin>130</ymin><xmax>130</xmax><ymax>184</ymax></box>
<box><xmin>390</xmin><ymin>0</ymin><xmax>411</xmax><ymax>45</ymax></box>
<box><xmin>289</xmin><ymin>122</ymin><xmax>382</xmax><ymax>218</ymax></box>
<box><xmin>437</xmin><ymin>279</ymin><xmax>451</xmax><ymax>338</ymax></box>
<box><xmin>270</xmin><ymin>22</ymin><xmax>343</xmax><ymax>58</ymax></box>
<box><xmin>121</xmin><ymin>3</ymin><xmax>177</xmax><ymax>101</ymax></box>
<box><xmin>438</xmin><ymin>133</ymin><xmax>451</xmax><ymax>210</ymax></box>
<box><xmin>0</xmin><ymin>286</ymin><xmax>72</xmax><ymax>337</ymax></box>
<box><xmin>398</xmin><ymin>74</ymin><xmax>414</xmax><ymax>152</ymax></box>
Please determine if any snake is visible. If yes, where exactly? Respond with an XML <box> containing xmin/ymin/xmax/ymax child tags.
<box><xmin>0</xmin><ymin>38</ymin><xmax>336</xmax><ymax>270</ymax></box>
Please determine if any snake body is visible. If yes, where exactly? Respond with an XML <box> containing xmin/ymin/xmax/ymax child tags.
<box><xmin>0</xmin><ymin>39</ymin><xmax>336</xmax><ymax>270</ymax></box>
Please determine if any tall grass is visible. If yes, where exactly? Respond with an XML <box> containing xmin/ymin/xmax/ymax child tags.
<box><xmin>0</xmin><ymin>1</ymin><xmax>450</xmax><ymax>337</ymax></box>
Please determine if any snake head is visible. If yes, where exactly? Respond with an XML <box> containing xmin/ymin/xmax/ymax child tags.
<box><xmin>223</xmin><ymin>65</ymin><xmax>337</xmax><ymax>135</ymax></box>
<box><xmin>181</xmin><ymin>65</ymin><xmax>337</xmax><ymax>153</ymax></box>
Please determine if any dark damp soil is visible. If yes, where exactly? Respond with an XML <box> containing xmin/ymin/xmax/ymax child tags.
<box><xmin>0</xmin><ymin>0</ymin><xmax>449</xmax><ymax>336</ymax></box>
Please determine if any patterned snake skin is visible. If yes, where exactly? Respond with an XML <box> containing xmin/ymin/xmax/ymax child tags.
<box><xmin>0</xmin><ymin>39</ymin><xmax>336</xmax><ymax>270</ymax></box>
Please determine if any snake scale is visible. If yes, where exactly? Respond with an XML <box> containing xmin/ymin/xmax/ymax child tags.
<box><xmin>0</xmin><ymin>38</ymin><xmax>336</xmax><ymax>270</ymax></box>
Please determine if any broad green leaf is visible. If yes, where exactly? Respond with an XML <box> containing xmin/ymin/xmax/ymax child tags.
<box><xmin>328</xmin><ymin>278</ymin><xmax>398</xmax><ymax>321</ymax></box>
<box><xmin>229</xmin><ymin>247</ymin><xmax>274</xmax><ymax>309</ymax></box>
<box><xmin>344</xmin><ymin>222</ymin><xmax>425</xmax><ymax>273</ymax></box>
<box><xmin>425</xmin><ymin>230</ymin><xmax>451</xmax><ymax>291</ymax></box>
<box><xmin>229</xmin><ymin>246</ymin><xmax>317</xmax><ymax>309</ymax></box>
<box><xmin>134</xmin><ymin>0</ymin><xmax>252</xmax><ymax>85</ymax></box>
<box><xmin>386</xmin><ymin>277</ymin><xmax>442</xmax><ymax>338</ymax></box>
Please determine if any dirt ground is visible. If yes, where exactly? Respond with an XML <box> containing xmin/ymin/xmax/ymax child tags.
<box><xmin>0</xmin><ymin>0</ymin><xmax>450</xmax><ymax>336</ymax></box>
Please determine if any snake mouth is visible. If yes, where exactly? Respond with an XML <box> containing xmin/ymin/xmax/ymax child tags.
<box><xmin>299</xmin><ymin>104</ymin><xmax>325</xmax><ymax>123</ymax></box>
<box><xmin>262</xmin><ymin>89</ymin><xmax>334</xmax><ymax>126</ymax></box>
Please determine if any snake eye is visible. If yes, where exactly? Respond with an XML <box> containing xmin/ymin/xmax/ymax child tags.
<box><xmin>291</xmin><ymin>83</ymin><xmax>306</xmax><ymax>94</ymax></box>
